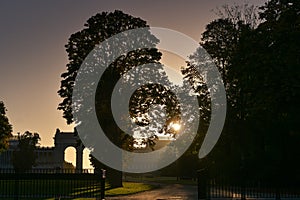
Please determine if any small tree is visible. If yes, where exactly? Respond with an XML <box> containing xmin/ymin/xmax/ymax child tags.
<box><xmin>0</xmin><ymin>101</ymin><xmax>12</xmax><ymax>153</ymax></box>
<box><xmin>12</xmin><ymin>131</ymin><xmax>40</xmax><ymax>173</ymax></box>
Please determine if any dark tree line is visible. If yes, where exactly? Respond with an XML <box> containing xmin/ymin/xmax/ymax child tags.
<box><xmin>182</xmin><ymin>0</ymin><xmax>300</xmax><ymax>182</ymax></box>
<box><xmin>0</xmin><ymin>101</ymin><xmax>41</xmax><ymax>173</ymax></box>
<box><xmin>12</xmin><ymin>131</ymin><xmax>40</xmax><ymax>173</ymax></box>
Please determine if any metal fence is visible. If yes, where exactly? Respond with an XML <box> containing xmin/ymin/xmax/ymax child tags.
<box><xmin>0</xmin><ymin>169</ymin><xmax>105</xmax><ymax>199</ymax></box>
<box><xmin>198</xmin><ymin>171</ymin><xmax>300</xmax><ymax>199</ymax></box>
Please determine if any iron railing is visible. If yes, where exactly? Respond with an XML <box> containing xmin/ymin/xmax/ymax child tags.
<box><xmin>0</xmin><ymin>169</ymin><xmax>105</xmax><ymax>199</ymax></box>
<box><xmin>198</xmin><ymin>171</ymin><xmax>300</xmax><ymax>200</ymax></box>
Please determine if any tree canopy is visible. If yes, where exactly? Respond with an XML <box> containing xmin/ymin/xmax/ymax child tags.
<box><xmin>193</xmin><ymin>0</ymin><xmax>300</xmax><ymax>182</ymax></box>
<box><xmin>0</xmin><ymin>101</ymin><xmax>12</xmax><ymax>153</ymax></box>
<box><xmin>12</xmin><ymin>131</ymin><xmax>40</xmax><ymax>173</ymax></box>
<box><xmin>58</xmin><ymin>10</ymin><xmax>180</xmax><ymax>187</ymax></box>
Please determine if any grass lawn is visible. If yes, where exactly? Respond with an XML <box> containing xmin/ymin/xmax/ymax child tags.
<box><xmin>105</xmin><ymin>182</ymin><xmax>157</xmax><ymax>196</ymax></box>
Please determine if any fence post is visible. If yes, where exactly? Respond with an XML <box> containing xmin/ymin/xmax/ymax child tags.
<box><xmin>275</xmin><ymin>188</ymin><xmax>281</xmax><ymax>200</ymax></box>
<box><xmin>239</xmin><ymin>172</ymin><xmax>246</xmax><ymax>200</ymax></box>
<box><xmin>275</xmin><ymin>181</ymin><xmax>281</xmax><ymax>200</ymax></box>
<box><xmin>198</xmin><ymin>169</ymin><xmax>209</xmax><ymax>200</ymax></box>
<box><xmin>241</xmin><ymin>179</ymin><xmax>246</xmax><ymax>200</ymax></box>
<box><xmin>14</xmin><ymin>173</ymin><xmax>19</xmax><ymax>200</ymax></box>
<box><xmin>100</xmin><ymin>169</ymin><xmax>106</xmax><ymax>200</ymax></box>
<box><xmin>55</xmin><ymin>177</ymin><xmax>60</xmax><ymax>200</ymax></box>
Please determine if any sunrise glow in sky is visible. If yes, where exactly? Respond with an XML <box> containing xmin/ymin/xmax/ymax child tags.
<box><xmin>0</xmin><ymin>0</ymin><xmax>268</xmax><ymax>166</ymax></box>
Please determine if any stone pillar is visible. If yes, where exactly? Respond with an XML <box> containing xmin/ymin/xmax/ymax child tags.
<box><xmin>53</xmin><ymin>144</ymin><xmax>65</xmax><ymax>170</ymax></box>
<box><xmin>76</xmin><ymin>144</ymin><xmax>83</xmax><ymax>173</ymax></box>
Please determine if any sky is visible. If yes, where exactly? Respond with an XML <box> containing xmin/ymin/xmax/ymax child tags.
<box><xmin>0</xmin><ymin>0</ymin><xmax>268</xmax><ymax>166</ymax></box>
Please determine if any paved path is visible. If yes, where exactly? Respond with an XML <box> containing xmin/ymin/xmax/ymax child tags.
<box><xmin>106</xmin><ymin>184</ymin><xmax>198</xmax><ymax>200</ymax></box>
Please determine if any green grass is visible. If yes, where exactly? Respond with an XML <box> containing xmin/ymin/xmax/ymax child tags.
<box><xmin>105</xmin><ymin>182</ymin><xmax>157</xmax><ymax>196</ymax></box>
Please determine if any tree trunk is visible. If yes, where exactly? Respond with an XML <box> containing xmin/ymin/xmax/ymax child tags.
<box><xmin>106</xmin><ymin>167</ymin><xmax>123</xmax><ymax>188</ymax></box>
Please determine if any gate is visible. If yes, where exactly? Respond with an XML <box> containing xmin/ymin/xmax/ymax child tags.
<box><xmin>197</xmin><ymin>170</ymin><xmax>300</xmax><ymax>200</ymax></box>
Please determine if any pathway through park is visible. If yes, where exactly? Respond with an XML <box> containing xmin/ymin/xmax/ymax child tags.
<box><xmin>106</xmin><ymin>183</ymin><xmax>198</xmax><ymax>200</ymax></box>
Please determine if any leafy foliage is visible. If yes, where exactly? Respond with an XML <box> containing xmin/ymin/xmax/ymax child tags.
<box><xmin>59</xmin><ymin>10</ymin><xmax>181</xmax><ymax>187</ymax></box>
<box><xmin>12</xmin><ymin>131</ymin><xmax>40</xmax><ymax>173</ymax></box>
<box><xmin>58</xmin><ymin>10</ymin><xmax>152</xmax><ymax>124</ymax></box>
<box><xmin>0</xmin><ymin>101</ymin><xmax>12</xmax><ymax>153</ymax></box>
<box><xmin>193</xmin><ymin>0</ymin><xmax>300</xmax><ymax>182</ymax></box>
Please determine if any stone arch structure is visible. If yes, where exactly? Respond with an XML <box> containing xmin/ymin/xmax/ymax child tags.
<box><xmin>53</xmin><ymin>128</ymin><xmax>83</xmax><ymax>172</ymax></box>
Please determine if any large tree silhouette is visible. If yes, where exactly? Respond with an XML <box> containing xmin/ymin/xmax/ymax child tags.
<box><xmin>58</xmin><ymin>10</ymin><xmax>180</xmax><ymax>187</ymax></box>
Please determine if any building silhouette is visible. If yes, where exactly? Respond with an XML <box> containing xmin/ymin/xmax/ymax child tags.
<box><xmin>0</xmin><ymin>129</ymin><xmax>84</xmax><ymax>172</ymax></box>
